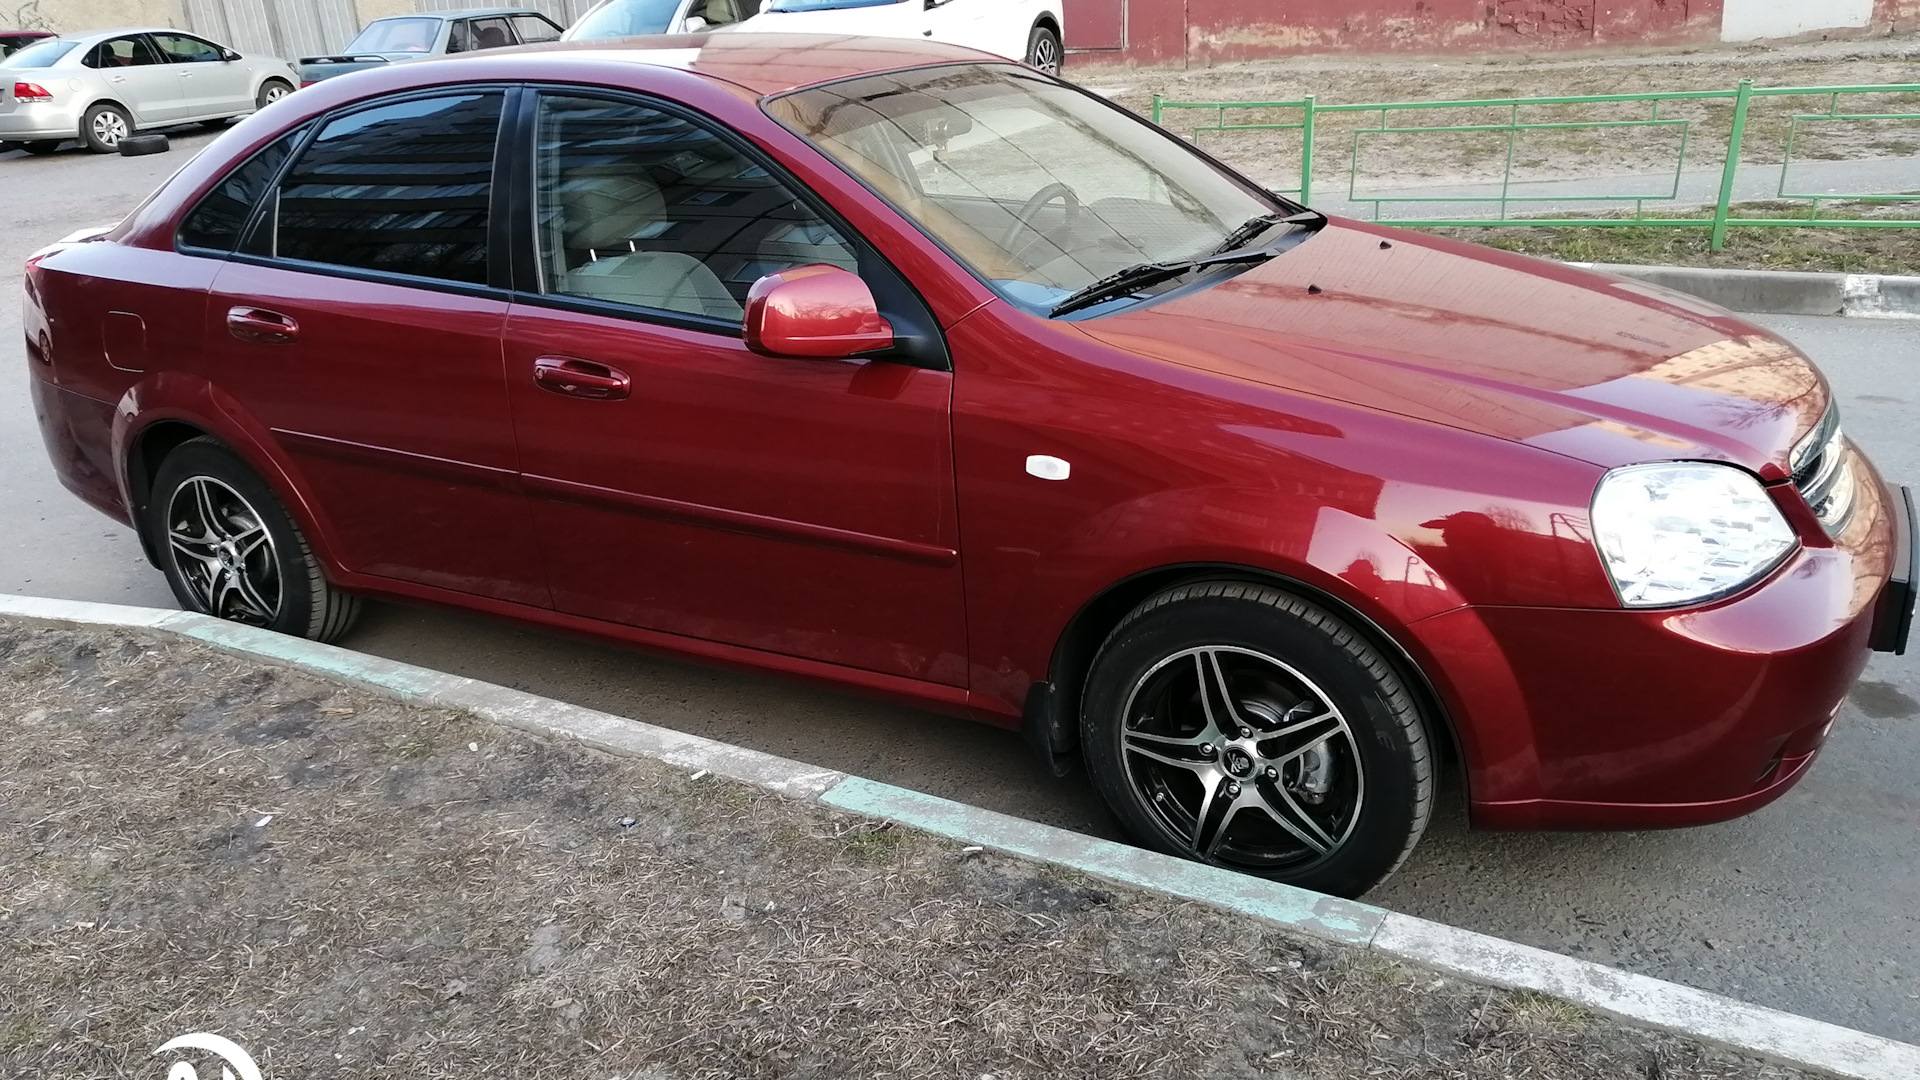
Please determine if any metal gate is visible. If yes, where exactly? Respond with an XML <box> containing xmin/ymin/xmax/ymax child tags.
<box><xmin>183</xmin><ymin>0</ymin><xmax>361</xmax><ymax>61</ymax></box>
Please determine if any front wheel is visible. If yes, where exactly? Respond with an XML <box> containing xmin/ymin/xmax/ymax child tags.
<box><xmin>1080</xmin><ymin>581</ymin><xmax>1434</xmax><ymax>898</ymax></box>
<box><xmin>255</xmin><ymin>79</ymin><xmax>292</xmax><ymax>109</ymax></box>
<box><xmin>147</xmin><ymin>438</ymin><xmax>361</xmax><ymax>642</ymax></box>
<box><xmin>1025</xmin><ymin>25</ymin><xmax>1062</xmax><ymax>75</ymax></box>
<box><xmin>81</xmin><ymin>103</ymin><xmax>131</xmax><ymax>153</ymax></box>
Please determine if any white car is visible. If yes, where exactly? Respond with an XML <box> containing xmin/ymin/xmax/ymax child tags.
<box><xmin>0</xmin><ymin>28</ymin><xmax>298</xmax><ymax>154</ymax></box>
<box><xmin>564</xmin><ymin>0</ymin><xmax>1063</xmax><ymax>74</ymax></box>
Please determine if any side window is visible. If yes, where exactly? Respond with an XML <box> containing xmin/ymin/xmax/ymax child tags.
<box><xmin>510</xmin><ymin>15</ymin><xmax>562</xmax><ymax>43</ymax></box>
<box><xmin>268</xmin><ymin>93</ymin><xmax>502</xmax><ymax>285</ymax></box>
<box><xmin>688</xmin><ymin>0</ymin><xmax>761</xmax><ymax>28</ymax></box>
<box><xmin>448</xmin><ymin>17</ymin><xmax>512</xmax><ymax>53</ymax></box>
<box><xmin>179</xmin><ymin>126</ymin><xmax>308</xmax><ymax>252</ymax></box>
<box><xmin>152</xmin><ymin>33</ymin><xmax>225</xmax><ymax>63</ymax></box>
<box><xmin>84</xmin><ymin>36</ymin><xmax>162</xmax><ymax>68</ymax></box>
<box><xmin>534</xmin><ymin>94</ymin><xmax>859</xmax><ymax>324</ymax></box>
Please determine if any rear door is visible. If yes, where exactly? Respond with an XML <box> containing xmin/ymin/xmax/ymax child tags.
<box><xmin>500</xmin><ymin>90</ymin><xmax>967</xmax><ymax>684</ymax></box>
<box><xmin>151</xmin><ymin>32</ymin><xmax>251</xmax><ymax>118</ymax></box>
<box><xmin>82</xmin><ymin>35</ymin><xmax>185</xmax><ymax>124</ymax></box>
<box><xmin>199</xmin><ymin>89</ymin><xmax>546</xmax><ymax>607</ymax></box>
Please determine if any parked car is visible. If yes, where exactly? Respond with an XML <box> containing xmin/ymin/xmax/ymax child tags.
<box><xmin>24</xmin><ymin>35</ymin><xmax>1913</xmax><ymax>897</ymax></box>
<box><xmin>296</xmin><ymin>8</ymin><xmax>564</xmax><ymax>86</ymax></box>
<box><xmin>741</xmin><ymin>0</ymin><xmax>1063</xmax><ymax>73</ymax></box>
<box><xmin>0</xmin><ymin>28</ymin><xmax>298</xmax><ymax>154</ymax></box>
<box><xmin>562</xmin><ymin>0</ymin><xmax>767</xmax><ymax>39</ymax></box>
<box><xmin>562</xmin><ymin>0</ymin><xmax>1062</xmax><ymax>74</ymax></box>
<box><xmin>0</xmin><ymin>28</ymin><xmax>55</xmax><ymax>60</ymax></box>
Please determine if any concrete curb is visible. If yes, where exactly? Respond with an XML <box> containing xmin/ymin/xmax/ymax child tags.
<box><xmin>6</xmin><ymin>591</ymin><xmax>1918</xmax><ymax>1080</ymax></box>
<box><xmin>1575</xmin><ymin>262</ymin><xmax>1920</xmax><ymax>319</ymax></box>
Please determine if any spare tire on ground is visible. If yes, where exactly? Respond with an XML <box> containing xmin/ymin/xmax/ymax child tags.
<box><xmin>118</xmin><ymin>134</ymin><xmax>170</xmax><ymax>157</ymax></box>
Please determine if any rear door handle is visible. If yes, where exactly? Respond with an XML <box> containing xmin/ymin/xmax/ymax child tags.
<box><xmin>533</xmin><ymin>356</ymin><xmax>630</xmax><ymax>401</ymax></box>
<box><xmin>225</xmin><ymin>306</ymin><xmax>299</xmax><ymax>344</ymax></box>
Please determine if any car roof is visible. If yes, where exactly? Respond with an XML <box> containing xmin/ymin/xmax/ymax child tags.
<box><xmin>465</xmin><ymin>32</ymin><xmax>998</xmax><ymax>97</ymax></box>
<box><xmin>39</xmin><ymin>27</ymin><xmax>207</xmax><ymax>45</ymax></box>
<box><xmin>370</xmin><ymin>7</ymin><xmax>550</xmax><ymax>19</ymax></box>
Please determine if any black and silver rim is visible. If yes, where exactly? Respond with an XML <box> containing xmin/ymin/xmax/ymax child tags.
<box><xmin>90</xmin><ymin>109</ymin><xmax>128</xmax><ymax>147</ymax></box>
<box><xmin>1120</xmin><ymin>646</ymin><xmax>1363</xmax><ymax>872</ymax></box>
<box><xmin>1030</xmin><ymin>33</ymin><xmax>1060</xmax><ymax>74</ymax></box>
<box><xmin>262</xmin><ymin>83</ymin><xmax>290</xmax><ymax>103</ymax></box>
<box><xmin>166</xmin><ymin>476</ymin><xmax>282</xmax><ymax>626</ymax></box>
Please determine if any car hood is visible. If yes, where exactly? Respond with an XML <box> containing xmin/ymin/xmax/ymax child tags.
<box><xmin>1073</xmin><ymin>220</ymin><xmax>1826</xmax><ymax>479</ymax></box>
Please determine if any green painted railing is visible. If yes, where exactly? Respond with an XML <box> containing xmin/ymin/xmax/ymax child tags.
<box><xmin>1151</xmin><ymin>81</ymin><xmax>1920</xmax><ymax>249</ymax></box>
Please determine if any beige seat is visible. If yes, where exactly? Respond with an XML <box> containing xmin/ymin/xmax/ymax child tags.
<box><xmin>553</xmin><ymin>171</ymin><xmax>742</xmax><ymax>321</ymax></box>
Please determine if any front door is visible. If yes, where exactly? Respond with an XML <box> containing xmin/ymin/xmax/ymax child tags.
<box><xmin>200</xmin><ymin>89</ymin><xmax>545</xmax><ymax>607</ymax></box>
<box><xmin>151</xmin><ymin>32</ymin><xmax>252</xmax><ymax>118</ymax></box>
<box><xmin>503</xmin><ymin>91</ymin><xmax>967</xmax><ymax>685</ymax></box>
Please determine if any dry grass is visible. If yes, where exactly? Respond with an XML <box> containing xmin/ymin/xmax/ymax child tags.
<box><xmin>1</xmin><ymin>623</ymin><xmax>1821</xmax><ymax>1080</ymax></box>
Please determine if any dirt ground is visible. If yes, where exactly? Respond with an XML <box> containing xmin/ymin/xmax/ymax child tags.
<box><xmin>0</xmin><ymin>622</ymin><xmax>1826</xmax><ymax>1080</ymax></box>
<box><xmin>1079</xmin><ymin>34</ymin><xmax>1920</xmax><ymax>201</ymax></box>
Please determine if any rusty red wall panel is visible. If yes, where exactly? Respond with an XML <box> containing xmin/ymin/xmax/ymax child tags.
<box><xmin>1064</xmin><ymin>0</ymin><xmax>1126</xmax><ymax>49</ymax></box>
<box><xmin>1096</xmin><ymin>0</ymin><xmax>1728</xmax><ymax>67</ymax></box>
<box><xmin>1876</xmin><ymin>0</ymin><xmax>1920</xmax><ymax>31</ymax></box>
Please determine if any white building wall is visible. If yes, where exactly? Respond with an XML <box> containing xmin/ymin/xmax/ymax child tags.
<box><xmin>1721</xmin><ymin>0</ymin><xmax>1875</xmax><ymax>42</ymax></box>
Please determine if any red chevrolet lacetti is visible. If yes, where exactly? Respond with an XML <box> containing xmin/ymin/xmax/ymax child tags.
<box><xmin>24</xmin><ymin>34</ymin><xmax>1915</xmax><ymax>896</ymax></box>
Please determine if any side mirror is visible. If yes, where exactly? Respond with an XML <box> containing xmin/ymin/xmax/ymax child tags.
<box><xmin>223</xmin><ymin>49</ymin><xmax>242</xmax><ymax>61</ymax></box>
<box><xmin>744</xmin><ymin>265</ymin><xmax>894</xmax><ymax>359</ymax></box>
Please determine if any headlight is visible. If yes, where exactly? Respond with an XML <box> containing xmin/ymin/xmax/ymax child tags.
<box><xmin>1591</xmin><ymin>463</ymin><xmax>1797</xmax><ymax>608</ymax></box>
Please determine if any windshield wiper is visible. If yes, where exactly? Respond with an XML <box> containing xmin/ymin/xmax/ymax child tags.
<box><xmin>1049</xmin><ymin>211</ymin><xmax>1324</xmax><ymax>319</ymax></box>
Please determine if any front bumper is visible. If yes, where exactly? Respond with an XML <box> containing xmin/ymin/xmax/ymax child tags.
<box><xmin>1411</xmin><ymin>474</ymin><xmax>1903</xmax><ymax>831</ymax></box>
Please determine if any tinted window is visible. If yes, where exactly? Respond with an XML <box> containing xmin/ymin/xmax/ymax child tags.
<box><xmin>179</xmin><ymin>127</ymin><xmax>307</xmax><ymax>253</ymax></box>
<box><xmin>510</xmin><ymin>15</ymin><xmax>562</xmax><ymax>43</ymax></box>
<box><xmin>152</xmin><ymin>33</ymin><xmax>225</xmax><ymax>63</ymax></box>
<box><xmin>84</xmin><ymin>36</ymin><xmax>163</xmax><ymax>68</ymax></box>
<box><xmin>345</xmin><ymin>17</ymin><xmax>439</xmax><ymax>54</ymax></box>
<box><xmin>3</xmin><ymin>39</ymin><xmax>78</xmax><ymax>67</ymax></box>
<box><xmin>447</xmin><ymin>17</ymin><xmax>512</xmax><ymax>53</ymax></box>
<box><xmin>534</xmin><ymin>94</ymin><xmax>858</xmax><ymax>323</ymax></box>
<box><xmin>271</xmin><ymin>93</ymin><xmax>502</xmax><ymax>285</ymax></box>
<box><xmin>566</xmin><ymin>0</ymin><xmax>681</xmax><ymax>38</ymax></box>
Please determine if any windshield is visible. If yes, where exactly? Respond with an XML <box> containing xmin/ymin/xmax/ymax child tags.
<box><xmin>769</xmin><ymin>65</ymin><xmax>1284</xmax><ymax>315</ymax></box>
<box><xmin>769</xmin><ymin>0</ymin><xmax>905</xmax><ymax>11</ymax></box>
<box><xmin>346</xmin><ymin>17</ymin><xmax>440</xmax><ymax>53</ymax></box>
<box><xmin>566</xmin><ymin>0</ymin><xmax>682</xmax><ymax>38</ymax></box>
<box><xmin>3</xmin><ymin>39</ymin><xmax>78</xmax><ymax>67</ymax></box>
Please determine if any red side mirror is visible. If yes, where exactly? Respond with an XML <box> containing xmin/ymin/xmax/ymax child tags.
<box><xmin>744</xmin><ymin>264</ymin><xmax>894</xmax><ymax>359</ymax></box>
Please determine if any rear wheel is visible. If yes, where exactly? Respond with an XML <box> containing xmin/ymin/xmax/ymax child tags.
<box><xmin>147</xmin><ymin>438</ymin><xmax>361</xmax><ymax>642</ymax></box>
<box><xmin>1080</xmin><ymin>581</ymin><xmax>1434</xmax><ymax>898</ymax></box>
<box><xmin>1025</xmin><ymin>24</ymin><xmax>1062</xmax><ymax>75</ymax></box>
<box><xmin>81</xmin><ymin>103</ymin><xmax>131</xmax><ymax>153</ymax></box>
<box><xmin>255</xmin><ymin>79</ymin><xmax>292</xmax><ymax>109</ymax></box>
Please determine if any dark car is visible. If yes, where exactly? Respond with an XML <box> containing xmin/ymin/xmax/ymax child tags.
<box><xmin>294</xmin><ymin>7</ymin><xmax>562</xmax><ymax>86</ymax></box>
<box><xmin>23</xmin><ymin>36</ymin><xmax>1915</xmax><ymax>898</ymax></box>
<box><xmin>0</xmin><ymin>28</ymin><xmax>54</xmax><ymax>59</ymax></box>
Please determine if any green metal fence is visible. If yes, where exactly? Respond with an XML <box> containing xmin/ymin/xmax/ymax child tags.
<box><xmin>1151</xmin><ymin>81</ymin><xmax>1920</xmax><ymax>249</ymax></box>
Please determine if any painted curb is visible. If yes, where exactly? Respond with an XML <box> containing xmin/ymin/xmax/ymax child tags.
<box><xmin>5</xmin><ymin>591</ymin><xmax>1919</xmax><ymax>1080</ymax></box>
<box><xmin>1574</xmin><ymin>262</ymin><xmax>1920</xmax><ymax>319</ymax></box>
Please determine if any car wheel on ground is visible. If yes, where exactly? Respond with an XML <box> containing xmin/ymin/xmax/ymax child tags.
<box><xmin>1025</xmin><ymin>24</ymin><xmax>1061</xmax><ymax>75</ymax></box>
<box><xmin>147</xmin><ymin>438</ymin><xmax>362</xmax><ymax>642</ymax></box>
<box><xmin>81</xmin><ymin>102</ymin><xmax>132</xmax><ymax>153</ymax></box>
<box><xmin>256</xmin><ymin>79</ymin><xmax>293</xmax><ymax>109</ymax></box>
<box><xmin>1080</xmin><ymin>581</ymin><xmax>1434</xmax><ymax>898</ymax></box>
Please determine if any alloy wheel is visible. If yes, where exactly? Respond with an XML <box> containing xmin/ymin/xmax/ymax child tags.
<box><xmin>91</xmin><ymin>110</ymin><xmax>127</xmax><ymax>146</ymax></box>
<box><xmin>165</xmin><ymin>475</ymin><xmax>283</xmax><ymax>626</ymax></box>
<box><xmin>1120</xmin><ymin>645</ymin><xmax>1363</xmax><ymax>872</ymax></box>
<box><xmin>1032</xmin><ymin>34</ymin><xmax>1061</xmax><ymax>74</ymax></box>
<box><xmin>264</xmin><ymin>84</ymin><xmax>290</xmax><ymax>103</ymax></box>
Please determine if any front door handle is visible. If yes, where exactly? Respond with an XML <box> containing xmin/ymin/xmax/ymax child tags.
<box><xmin>225</xmin><ymin>305</ymin><xmax>299</xmax><ymax>344</ymax></box>
<box><xmin>533</xmin><ymin>356</ymin><xmax>630</xmax><ymax>401</ymax></box>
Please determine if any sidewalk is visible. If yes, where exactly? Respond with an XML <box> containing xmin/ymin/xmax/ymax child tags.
<box><xmin>0</xmin><ymin>617</ymin><xmax>1872</xmax><ymax>1080</ymax></box>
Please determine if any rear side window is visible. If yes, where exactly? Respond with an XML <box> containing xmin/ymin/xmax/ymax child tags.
<box><xmin>267</xmin><ymin>93</ymin><xmax>502</xmax><ymax>285</ymax></box>
<box><xmin>447</xmin><ymin>18</ymin><xmax>513</xmax><ymax>53</ymax></box>
<box><xmin>83</xmin><ymin>36</ymin><xmax>163</xmax><ymax>68</ymax></box>
<box><xmin>178</xmin><ymin>126</ymin><xmax>308</xmax><ymax>253</ymax></box>
<box><xmin>510</xmin><ymin>15</ymin><xmax>562</xmax><ymax>43</ymax></box>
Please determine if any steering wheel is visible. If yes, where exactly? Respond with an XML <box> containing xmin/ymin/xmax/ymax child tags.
<box><xmin>999</xmin><ymin>182</ymin><xmax>1081</xmax><ymax>262</ymax></box>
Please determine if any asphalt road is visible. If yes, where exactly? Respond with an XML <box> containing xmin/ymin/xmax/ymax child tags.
<box><xmin>4</xmin><ymin>133</ymin><xmax>1916</xmax><ymax>1043</ymax></box>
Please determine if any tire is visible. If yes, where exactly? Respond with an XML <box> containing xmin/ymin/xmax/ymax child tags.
<box><xmin>255</xmin><ymin>79</ymin><xmax>293</xmax><ymax>109</ymax></box>
<box><xmin>17</xmin><ymin>140</ymin><xmax>62</xmax><ymax>155</ymax></box>
<box><xmin>147</xmin><ymin>437</ymin><xmax>361</xmax><ymax>642</ymax></box>
<box><xmin>1025</xmin><ymin>24</ymin><xmax>1062</xmax><ymax>75</ymax></box>
<box><xmin>118</xmin><ymin>133</ymin><xmax>170</xmax><ymax>157</ymax></box>
<box><xmin>1080</xmin><ymin>581</ymin><xmax>1433</xmax><ymax>898</ymax></box>
<box><xmin>81</xmin><ymin>102</ymin><xmax>132</xmax><ymax>153</ymax></box>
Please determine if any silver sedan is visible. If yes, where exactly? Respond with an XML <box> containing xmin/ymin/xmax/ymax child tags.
<box><xmin>0</xmin><ymin>28</ymin><xmax>298</xmax><ymax>154</ymax></box>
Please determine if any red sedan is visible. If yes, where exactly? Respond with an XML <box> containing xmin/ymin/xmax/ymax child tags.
<box><xmin>25</xmin><ymin>34</ymin><xmax>1914</xmax><ymax>897</ymax></box>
